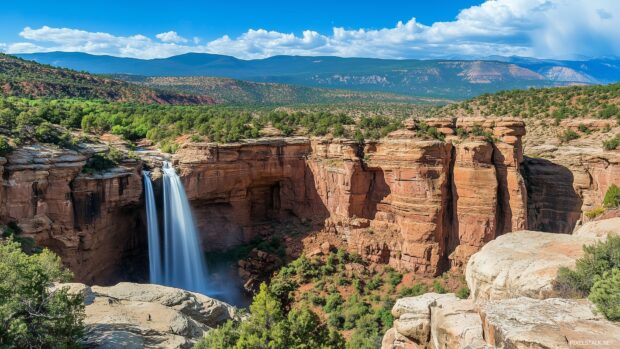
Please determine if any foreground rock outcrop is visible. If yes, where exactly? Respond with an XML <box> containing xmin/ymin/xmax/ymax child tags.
<box><xmin>56</xmin><ymin>282</ymin><xmax>236</xmax><ymax>349</ymax></box>
<box><xmin>466</xmin><ymin>219</ymin><xmax>620</xmax><ymax>302</ymax></box>
<box><xmin>481</xmin><ymin>297</ymin><xmax>620</xmax><ymax>349</ymax></box>
<box><xmin>383</xmin><ymin>217</ymin><xmax>620</xmax><ymax>349</ymax></box>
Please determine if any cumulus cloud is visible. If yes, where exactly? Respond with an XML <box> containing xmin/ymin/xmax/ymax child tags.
<box><xmin>156</xmin><ymin>31</ymin><xmax>188</xmax><ymax>43</ymax></box>
<box><xmin>3</xmin><ymin>0</ymin><xmax>619</xmax><ymax>60</ymax></box>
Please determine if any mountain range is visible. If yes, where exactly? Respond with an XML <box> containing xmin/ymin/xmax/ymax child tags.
<box><xmin>16</xmin><ymin>52</ymin><xmax>620</xmax><ymax>99</ymax></box>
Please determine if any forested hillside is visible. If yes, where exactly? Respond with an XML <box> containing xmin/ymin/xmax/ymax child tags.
<box><xmin>0</xmin><ymin>54</ymin><xmax>214</xmax><ymax>104</ymax></box>
<box><xmin>432</xmin><ymin>83</ymin><xmax>620</xmax><ymax>121</ymax></box>
<box><xmin>116</xmin><ymin>75</ymin><xmax>439</xmax><ymax>105</ymax></box>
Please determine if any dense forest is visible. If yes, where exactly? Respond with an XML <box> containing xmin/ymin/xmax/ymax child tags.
<box><xmin>0</xmin><ymin>97</ymin><xmax>412</xmax><ymax>152</ymax></box>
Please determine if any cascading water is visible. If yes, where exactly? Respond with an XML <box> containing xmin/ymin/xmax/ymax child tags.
<box><xmin>161</xmin><ymin>161</ymin><xmax>210</xmax><ymax>294</ymax></box>
<box><xmin>143</xmin><ymin>172</ymin><xmax>163</xmax><ymax>284</ymax></box>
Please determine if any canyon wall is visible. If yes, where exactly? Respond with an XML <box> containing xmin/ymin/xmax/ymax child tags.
<box><xmin>0</xmin><ymin>145</ymin><xmax>144</xmax><ymax>284</ymax></box>
<box><xmin>4</xmin><ymin>116</ymin><xmax>617</xmax><ymax>284</ymax></box>
<box><xmin>522</xmin><ymin>118</ymin><xmax>620</xmax><ymax>233</ymax></box>
<box><xmin>173</xmin><ymin>117</ymin><xmax>528</xmax><ymax>275</ymax></box>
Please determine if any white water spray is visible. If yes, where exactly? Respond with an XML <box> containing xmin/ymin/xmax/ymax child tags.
<box><xmin>161</xmin><ymin>162</ymin><xmax>210</xmax><ymax>294</ymax></box>
<box><xmin>143</xmin><ymin>172</ymin><xmax>163</xmax><ymax>284</ymax></box>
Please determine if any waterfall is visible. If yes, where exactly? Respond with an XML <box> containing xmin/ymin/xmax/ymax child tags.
<box><xmin>143</xmin><ymin>172</ymin><xmax>163</xmax><ymax>284</ymax></box>
<box><xmin>161</xmin><ymin>162</ymin><xmax>210</xmax><ymax>294</ymax></box>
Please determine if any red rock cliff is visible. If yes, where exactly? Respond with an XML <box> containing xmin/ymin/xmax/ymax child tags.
<box><xmin>0</xmin><ymin>145</ymin><xmax>143</xmax><ymax>284</ymax></box>
<box><xmin>173</xmin><ymin>117</ymin><xmax>528</xmax><ymax>274</ymax></box>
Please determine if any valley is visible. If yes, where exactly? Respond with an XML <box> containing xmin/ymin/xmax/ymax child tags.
<box><xmin>19</xmin><ymin>52</ymin><xmax>620</xmax><ymax>99</ymax></box>
<box><xmin>0</xmin><ymin>52</ymin><xmax>619</xmax><ymax>348</ymax></box>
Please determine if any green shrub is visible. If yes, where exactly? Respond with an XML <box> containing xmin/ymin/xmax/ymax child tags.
<box><xmin>577</xmin><ymin>123</ymin><xmax>591</xmax><ymax>134</ymax></box>
<box><xmin>558</xmin><ymin>129</ymin><xmax>579</xmax><ymax>143</ymax></box>
<box><xmin>195</xmin><ymin>283</ymin><xmax>344</xmax><ymax>349</ymax></box>
<box><xmin>588</xmin><ymin>268</ymin><xmax>620</xmax><ymax>321</ymax></box>
<box><xmin>366</xmin><ymin>274</ymin><xmax>383</xmax><ymax>291</ymax></box>
<box><xmin>603</xmin><ymin>184</ymin><xmax>620</xmax><ymax>208</ymax></box>
<box><xmin>603</xmin><ymin>134</ymin><xmax>620</xmax><ymax>150</ymax></box>
<box><xmin>324</xmin><ymin>293</ymin><xmax>344</xmax><ymax>313</ymax></box>
<box><xmin>0</xmin><ymin>136</ymin><xmax>12</xmax><ymax>157</ymax></box>
<box><xmin>456</xmin><ymin>286</ymin><xmax>470</xmax><ymax>299</ymax></box>
<box><xmin>554</xmin><ymin>236</ymin><xmax>620</xmax><ymax>297</ymax></box>
<box><xmin>160</xmin><ymin>141</ymin><xmax>179</xmax><ymax>154</ymax></box>
<box><xmin>386</xmin><ymin>269</ymin><xmax>403</xmax><ymax>288</ymax></box>
<box><xmin>399</xmin><ymin>283</ymin><xmax>428</xmax><ymax>297</ymax></box>
<box><xmin>585</xmin><ymin>207</ymin><xmax>606</xmax><ymax>219</ymax></box>
<box><xmin>307</xmin><ymin>293</ymin><xmax>325</xmax><ymax>306</ymax></box>
<box><xmin>82</xmin><ymin>149</ymin><xmax>124</xmax><ymax>173</ymax></box>
<box><xmin>432</xmin><ymin>279</ymin><xmax>446</xmax><ymax>294</ymax></box>
<box><xmin>0</xmin><ymin>240</ymin><xmax>85</xmax><ymax>348</ymax></box>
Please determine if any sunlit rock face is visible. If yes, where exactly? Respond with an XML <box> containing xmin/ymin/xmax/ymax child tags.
<box><xmin>0</xmin><ymin>145</ymin><xmax>144</xmax><ymax>285</ymax></box>
<box><xmin>382</xmin><ymin>218</ymin><xmax>620</xmax><ymax>349</ymax></box>
<box><xmin>173</xmin><ymin>117</ymin><xmax>529</xmax><ymax>275</ymax></box>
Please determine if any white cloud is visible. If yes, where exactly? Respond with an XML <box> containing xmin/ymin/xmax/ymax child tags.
<box><xmin>4</xmin><ymin>0</ymin><xmax>620</xmax><ymax>60</ymax></box>
<box><xmin>156</xmin><ymin>31</ymin><xmax>188</xmax><ymax>43</ymax></box>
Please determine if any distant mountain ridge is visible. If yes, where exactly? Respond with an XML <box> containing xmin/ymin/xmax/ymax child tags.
<box><xmin>115</xmin><ymin>75</ymin><xmax>446</xmax><ymax>105</ymax></box>
<box><xmin>16</xmin><ymin>52</ymin><xmax>620</xmax><ymax>99</ymax></box>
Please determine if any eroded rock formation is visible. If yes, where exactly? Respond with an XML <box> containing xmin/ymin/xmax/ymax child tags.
<box><xmin>522</xmin><ymin>118</ymin><xmax>620</xmax><ymax>233</ymax></box>
<box><xmin>382</xmin><ymin>217</ymin><xmax>620</xmax><ymax>349</ymax></box>
<box><xmin>0</xmin><ymin>145</ymin><xmax>144</xmax><ymax>284</ymax></box>
<box><xmin>172</xmin><ymin>117</ymin><xmax>528</xmax><ymax>275</ymax></box>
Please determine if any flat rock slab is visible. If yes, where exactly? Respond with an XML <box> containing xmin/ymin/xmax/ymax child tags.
<box><xmin>481</xmin><ymin>297</ymin><xmax>620</xmax><ymax>349</ymax></box>
<box><xmin>55</xmin><ymin>282</ymin><xmax>236</xmax><ymax>349</ymax></box>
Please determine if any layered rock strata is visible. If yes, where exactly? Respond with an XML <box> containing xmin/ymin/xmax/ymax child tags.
<box><xmin>522</xmin><ymin>118</ymin><xmax>620</xmax><ymax>233</ymax></box>
<box><xmin>0</xmin><ymin>145</ymin><xmax>143</xmax><ymax>284</ymax></box>
<box><xmin>0</xmin><ymin>118</ymin><xmax>528</xmax><ymax>281</ymax></box>
<box><xmin>173</xmin><ymin>118</ymin><xmax>528</xmax><ymax>275</ymax></box>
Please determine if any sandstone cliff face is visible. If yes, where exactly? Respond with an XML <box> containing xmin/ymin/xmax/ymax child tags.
<box><xmin>522</xmin><ymin>118</ymin><xmax>620</xmax><ymax>233</ymax></box>
<box><xmin>0</xmin><ymin>145</ymin><xmax>143</xmax><ymax>284</ymax></box>
<box><xmin>173</xmin><ymin>118</ymin><xmax>528</xmax><ymax>275</ymax></box>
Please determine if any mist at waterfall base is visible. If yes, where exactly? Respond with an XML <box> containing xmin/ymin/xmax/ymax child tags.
<box><xmin>143</xmin><ymin>163</ymin><xmax>247</xmax><ymax>306</ymax></box>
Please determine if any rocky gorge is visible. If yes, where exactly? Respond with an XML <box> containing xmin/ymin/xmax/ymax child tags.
<box><xmin>1</xmin><ymin>115</ymin><xmax>619</xmax><ymax>348</ymax></box>
<box><xmin>0</xmin><ymin>116</ymin><xmax>618</xmax><ymax>285</ymax></box>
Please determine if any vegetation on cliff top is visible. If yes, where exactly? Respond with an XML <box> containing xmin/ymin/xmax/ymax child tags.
<box><xmin>116</xmin><ymin>75</ymin><xmax>440</xmax><ymax>105</ymax></box>
<box><xmin>432</xmin><ymin>82</ymin><xmax>620</xmax><ymax>122</ymax></box>
<box><xmin>0</xmin><ymin>239</ymin><xmax>85</xmax><ymax>348</ymax></box>
<box><xmin>0</xmin><ymin>96</ymin><xmax>409</xmax><ymax>151</ymax></box>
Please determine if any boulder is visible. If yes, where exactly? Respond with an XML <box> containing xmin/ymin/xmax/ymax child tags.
<box><xmin>56</xmin><ymin>282</ymin><xmax>236</xmax><ymax>349</ymax></box>
<box><xmin>480</xmin><ymin>297</ymin><xmax>620</xmax><ymax>349</ymax></box>
<box><xmin>391</xmin><ymin>293</ymin><xmax>454</xmax><ymax>343</ymax></box>
<box><xmin>465</xmin><ymin>230</ymin><xmax>597</xmax><ymax>302</ymax></box>
<box><xmin>385</xmin><ymin>293</ymin><xmax>485</xmax><ymax>349</ymax></box>
<box><xmin>573</xmin><ymin>217</ymin><xmax>620</xmax><ymax>239</ymax></box>
<box><xmin>430</xmin><ymin>297</ymin><xmax>486</xmax><ymax>349</ymax></box>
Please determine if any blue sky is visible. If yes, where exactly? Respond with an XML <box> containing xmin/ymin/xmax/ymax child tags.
<box><xmin>1</xmin><ymin>0</ymin><xmax>619</xmax><ymax>60</ymax></box>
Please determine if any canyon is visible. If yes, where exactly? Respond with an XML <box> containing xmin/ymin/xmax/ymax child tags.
<box><xmin>0</xmin><ymin>117</ymin><xmax>618</xmax><ymax>285</ymax></box>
